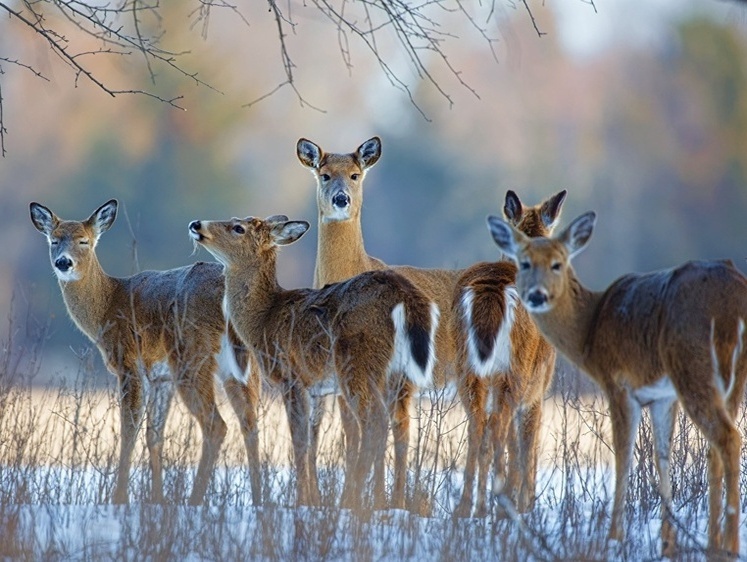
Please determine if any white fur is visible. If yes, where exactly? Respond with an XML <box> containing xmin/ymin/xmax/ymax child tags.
<box><xmin>309</xmin><ymin>374</ymin><xmax>339</xmax><ymax>397</ymax></box>
<box><xmin>633</xmin><ymin>377</ymin><xmax>677</xmax><ymax>406</ymax></box>
<box><xmin>388</xmin><ymin>302</ymin><xmax>439</xmax><ymax>388</ymax></box>
<box><xmin>462</xmin><ymin>287</ymin><xmax>518</xmax><ymax>378</ymax></box>
<box><xmin>52</xmin><ymin>251</ymin><xmax>81</xmax><ymax>282</ymax></box>
<box><xmin>217</xmin><ymin>332</ymin><xmax>250</xmax><ymax>384</ymax></box>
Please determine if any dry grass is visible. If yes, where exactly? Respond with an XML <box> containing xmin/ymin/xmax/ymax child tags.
<box><xmin>1</xmin><ymin>319</ymin><xmax>745</xmax><ymax>560</ymax></box>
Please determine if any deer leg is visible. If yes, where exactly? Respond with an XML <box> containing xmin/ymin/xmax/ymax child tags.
<box><xmin>307</xmin><ymin>394</ymin><xmax>326</xmax><ymax>506</ymax></box>
<box><xmin>282</xmin><ymin>381</ymin><xmax>312</xmax><ymax>506</ymax></box>
<box><xmin>516</xmin><ymin>399</ymin><xmax>543</xmax><ymax>512</ymax></box>
<box><xmin>605</xmin><ymin>384</ymin><xmax>641</xmax><ymax>546</ymax></box>
<box><xmin>454</xmin><ymin>375</ymin><xmax>487</xmax><ymax>518</ymax></box>
<box><xmin>485</xmin><ymin>386</ymin><xmax>513</xmax><ymax>518</ymax></box>
<box><xmin>223</xmin><ymin>374</ymin><xmax>262</xmax><ymax>506</ymax></box>
<box><xmin>648</xmin><ymin>397</ymin><xmax>678</xmax><ymax>558</ymax></box>
<box><xmin>114</xmin><ymin>371</ymin><xmax>145</xmax><ymax>504</ymax></box>
<box><xmin>338</xmin><ymin>395</ymin><xmax>360</xmax><ymax>506</ymax></box>
<box><xmin>145</xmin><ymin>367</ymin><xmax>174</xmax><ymax>504</ymax></box>
<box><xmin>389</xmin><ymin>375</ymin><xmax>413</xmax><ymax>510</ymax></box>
<box><xmin>355</xmin><ymin>388</ymin><xmax>389</xmax><ymax>511</ymax></box>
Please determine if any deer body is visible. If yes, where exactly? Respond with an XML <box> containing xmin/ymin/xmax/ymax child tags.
<box><xmin>30</xmin><ymin>200</ymin><xmax>262</xmax><ymax>506</ymax></box>
<box><xmin>490</xmin><ymin>211</ymin><xmax>747</xmax><ymax>557</ymax></box>
<box><xmin>453</xmin><ymin>190</ymin><xmax>565</xmax><ymax>518</ymax></box>
<box><xmin>298</xmin><ymin>137</ymin><xmax>467</xmax><ymax>508</ymax></box>
<box><xmin>190</xmin><ymin>215</ymin><xmax>437</xmax><ymax>508</ymax></box>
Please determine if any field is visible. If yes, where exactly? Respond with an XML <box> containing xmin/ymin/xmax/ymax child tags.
<box><xmin>1</xmin><ymin>335</ymin><xmax>746</xmax><ymax>561</ymax></box>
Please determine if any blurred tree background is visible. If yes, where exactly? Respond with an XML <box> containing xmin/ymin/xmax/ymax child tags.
<box><xmin>1</xmin><ymin>0</ymin><xmax>746</xmax><ymax>383</ymax></box>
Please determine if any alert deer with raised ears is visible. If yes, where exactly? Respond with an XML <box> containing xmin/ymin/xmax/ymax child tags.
<box><xmin>297</xmin><ymin>136</ymin><xmax>462</xmax><ymax>509</ymax></box>
<box><xmin>453</xmin><ymin>189</ymin><xmax>566</xmax><ymax>519</ymax></box>
<box><xmin>489</xmin><ymin>210</ymin><xmax>747</xmax><ymax>558</ymax></box>
<box><xmin>30</xmin><ymin>200</ymin><xmax>263</xmax><ymax>506</ymax></box>
<box><xmin>188</xmin><ymin>214</ymin><xmax>438</xmax><ymax>508</ymax></box>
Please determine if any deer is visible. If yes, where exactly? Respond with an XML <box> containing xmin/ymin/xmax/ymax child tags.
<box><xmin>452</xmin><ymin>189</ymin><xmax>566</xmax><ymax>518</ymax></box>
<box><xmin>30</xmin><ymin>200</ymin><xmax>262</xmax><ymax>506</ymax></box>
<box><xmin>297</xmin><ymin>136</ymin><xmax>464</xmax><ymax>509</ymax></box>
<box><xmin>188</xmin><ymin>214</ymin><xmax>438</xmax><ymax>509</ymax></box>
<box><xmin>488</xmin><ymin>210</ymin><xmax>747</xmax><ymax>557</ymax></box>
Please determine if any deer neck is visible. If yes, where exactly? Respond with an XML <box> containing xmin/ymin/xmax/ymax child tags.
<box><xmin>315</xmin><ymin>217</ymin><xmax>374</xmax><ymax>287</ymax></box>
<box><xmin>223</xmin><ymin>257</ymin><xmax>279</xmax><ymax>348</ymax></box>
<box><xmin>58</xmin><ymin>259</ymin><xmax>119</xmax><ymax>342</ymax></box>
<box><xmin>530</xmin><ymin>274</ymin><xmax>604</xmax><ymax>371</ymax></box>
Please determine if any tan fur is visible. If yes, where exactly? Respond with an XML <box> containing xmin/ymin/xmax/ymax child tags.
<box><xmin>190</xmin><ymin>215</ymin><xmax>437</xmax><ymax>509</ymax></box>
<box><xmin>491</xmin><ymin>211</ymin><xmax>747</xmax><ymax>557</ymax></box>
<box><xmin>29</xmin><ymin>200</ymin><xmax>262</xmax><ymax>506</ymax></box>
<box><xmin>453</xmin><ymin>190</ymin><xmax>566</xmax><ymax>518</ymax></box>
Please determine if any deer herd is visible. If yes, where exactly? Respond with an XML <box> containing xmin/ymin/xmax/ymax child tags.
<box><xmin>30</xmin><ymin>137</ymin><xmax>747</xmax><ymax>557</ymax></box>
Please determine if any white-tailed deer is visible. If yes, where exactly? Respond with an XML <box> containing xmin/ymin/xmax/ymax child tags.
<box><xmin>489</xmin><ymin>211</ymin><xmax>747</xmax><ymax>557</ymax></box>
<box><xmin>188</xmin><ymin>215</ymin><xmax>438</xmax><ymax>508</ymax></box>
<box><xmin>453</xmin><ymin>189</ymin><xmax>566</xmax><ymax>518</ymax></box>
<box><xmin>30</xmin><ymin>200</ymin><xmax>262</xmax><ymax>506</ymax></box>
<box><xmin>297</xmin><ymin>137</ymin><xmax>462</xmax><ymax>509</ymax></box>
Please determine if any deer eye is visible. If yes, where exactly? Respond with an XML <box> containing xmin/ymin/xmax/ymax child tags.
<box><xmin>232</xmin><ymin>225</ymin><xmax>245</xmax><ymax>234</ymax></box>
<box><xmin>321</xmin><ymin>174</ymin><xmax>331</xmax><ymax>182</ymax></box>
<box><xmin>79</xmin><ymin>239</ymin><xmax>89</xmax><ymax>246</ymax></box>
<box><xmin>519</xmin><ymin>260</ymin><xmax>530</xmax><ymax>271</ymax></box>
<box><xmin>50</xmin><ymin>238</ymin><xmax>59</xmax><ymax>246</ymax></box>
<box><xmin>551</xmin><ymin>262</ymin><xmax>562</xmax><ymax>272</ymax></box>
<box><xmin>351</xmin><ymin>173</ymin><xmax>360</xmax><ymax>181</ymax></box>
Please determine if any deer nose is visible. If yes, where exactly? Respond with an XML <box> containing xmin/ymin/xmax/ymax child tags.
<box><xmin>332</xmin><ymin>192</ymin><xmax>350</xmax><ymax>208</ymax></box>
<box><xmin>526</xmin><ymin>289</ymin><xmax>548</xmax><ymax>309</ymax></box>
<box><xmin>55</xmin><ymin>256</ymin><xmax>73</xmax><ymax>272</ymax></box>
<box><xmin>189</xmin><ymin>220</ymin><xmax>201</xmax><ymax>232</ymax></box>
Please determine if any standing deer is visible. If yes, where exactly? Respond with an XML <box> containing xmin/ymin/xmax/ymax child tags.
<box><xmin>453</xmin><ymin>189</ymin><xmax>566</xmax><ymax>518</ymax></box>
<box><xmin>297</xmin><ymin>137</ymin><xmax>462</xmax><ymax>509</ymax></box>
<box><xmin>489</xmin><ymin>210</ymin><xmax>747</xmax><ymax>557</ymax></box>
<box><xmin>188</xmin><ymin>215</ymin><xmax>438</xmax><ymax>508</ymax></box>
<box><xmin>30</xmin><ymin>200</ymin><xmax>262</xmax><ymax>506</ymax></box>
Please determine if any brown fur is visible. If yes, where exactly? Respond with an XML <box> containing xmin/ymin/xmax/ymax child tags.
<box><xmin>453</xmin><ymin>190</ymin><xmax>566</xmax><ymax>518</ymax></box>
<box><xmin>190</xmin><ymin>215</ymin><xmax>437</xmax><ymax>509</ymax></box>
<box><xmin>491</xmin><ymin>211</ymin><xmax>747</xmax><ymax>557</ymax></box>
<box><xmin>29</xmin><ymin>200</ymin><xmax>262</xmax><ymax>506</ymax></box>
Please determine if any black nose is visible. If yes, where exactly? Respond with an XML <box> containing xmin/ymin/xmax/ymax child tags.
<box><xmin>332</xmin><ymin>192</ymin><xmax>350</xmax><ymax>208</ymax></box>
<box><xmin>189</xmin><ymin>220</ymin><xmax>201</xmax><ymax>232</ymax></box>
<box><xmin>55</xmin><ymin>256</ymin><xmax>73</xmax><ymax>272</ymax></box>
<box><xmin>526</xmin><ymin>290</ymin><xmax>548</xmax><ymax>308</ymax></box>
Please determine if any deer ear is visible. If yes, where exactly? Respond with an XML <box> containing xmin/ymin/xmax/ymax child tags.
<box><xmin>271</xmin><ymin>221</ymin><xmax>310</xmax><ymax>246</ymax></box>
<box><xmin>87</xmin><ymin>199</ymin><xmax>118</xmax><ymax>238</ymax></box>
<box><xmin>487</xmin><ymin>215</ymin><xmax>525</xmax><ymax>260</ymax></box>
<box><xmin>540</xmin><ymin>189</ymin><xmax>568</xmax><ymax>229</ymax></box>
<box><xmin>265</xmin><ymin>214</ymin><xmax>289</xmax><ymax>225</ymax></box>
<box><xmin>30</xmin><ymin>202</ymin><xmax>58</xmax><ymax>235</ymax></box>
<box><xmin>297</xmin><ymin>138</ymin><xmax>322</xmax><ymax>169</ymax></box>
<box><xmin>561</xmin><ymin>211</ymin><xmax>596</xmax><ymax>258</ymax></box>
<box><xmin>503</xmin><ymin>190</ymin><xmax>523</xmax><ymax>223</ymax></box>
<box><xmin>356</xmin><ymin>137</ymin><xmax>381</xmax><ymax>169</ymax></box>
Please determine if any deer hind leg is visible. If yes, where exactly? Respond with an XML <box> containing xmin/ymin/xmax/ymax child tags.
<box><xmin>353</xmin><ymin>386</ymin><xmax>389</xmax><ymax>511</ymax></box>
<box><xmin>648</xmin><ymin>397</ymin><xmax>678</xmax><ymax>558</ymax></box>
<box><xmin>145</xmin><ymin>363</ymin><xmax>174</xmax><ymax>504</ymax></box>
<box><xmin>389</xmin><ymin>375</ymin><xmax>413</xmax><ymax>510</ymax></box>
<box><xmin>516</xmin><ymin>399</ymin><xmax>543</xmax><ymax>512</ymax></box>
<box><xmin>484</xmin><ymin>383</ymin><xmax>513</xmax><ymax>518</ymax></box>
<box><xmin>223</xmin><ymin>373</ymin><xmax>262</xmax><ymax>505</ymax></box>
<box><xmin>281</xmin><ymin>381</ymin><xmax>313</xmax><ymax>506</ymax></box>
<box><xmin>454</xmin><ymin>375</ymin><xmax>487</xmax><ymax>518</ymax></box>
<box><xmin>174</xmin><ymin>355</ymin><xmax>227</xmax><ymax>506</ymax></box>
<box><xmin>339</xmin><ymin>395</ymin><xmax>362</xmax><ymax>509</ymax></box>
<box><xmin>605</xmin><ymin>383</ymin><xmax>641</xmax><ymax>546</ymax></box>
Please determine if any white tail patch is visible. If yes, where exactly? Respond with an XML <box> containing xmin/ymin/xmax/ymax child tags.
<box><xmin>388</xmin><ymin>302</ymin><xmax>438</xmax><ymax>388</ymax></box>
<box><xmin>461</xmin><ymin>286</ymin><xmax>518</xmax><ymax>378</ymax></box>
<box><xmin>710</xmin><ymin>318</ymin><xmax>745</xmax><ymax>401</ymax></box>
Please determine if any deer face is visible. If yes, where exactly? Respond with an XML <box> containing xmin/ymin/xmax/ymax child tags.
<box><xmin>297</xmin><ymin>137</ymin><xmax>381</xmax><ymax>224</ymax></box>
<box><xmin>30</xmin><ymin>200</ymin><xmax>117</xmax><ymax>283</ymax></box>
<box><xmin>189</xmin><ymin>216</ymin><xmax>309</xmax><ymax>267</ymax></box>
<box><xmin>488</xmin><ymin>211</ymin><xmax>596</xmax><ymax>314</ymax></box>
